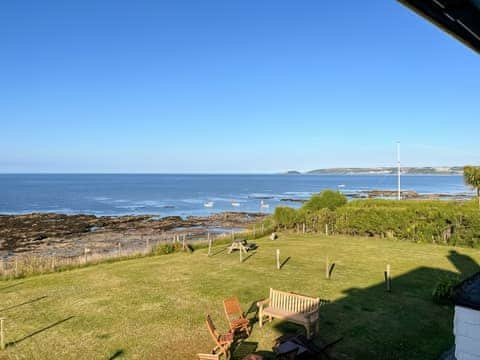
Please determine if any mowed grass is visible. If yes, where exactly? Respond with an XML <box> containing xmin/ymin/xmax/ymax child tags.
<box><xmin>1</xmin><ymin>234</ymin><xmax>480</xmax><ymax>360</ymax></box>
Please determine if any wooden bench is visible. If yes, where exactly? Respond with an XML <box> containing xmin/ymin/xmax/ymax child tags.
<box><xmin>257</xmin><ymin>288</ymin><xmax>320</xmax><ymax>339</ymax></box>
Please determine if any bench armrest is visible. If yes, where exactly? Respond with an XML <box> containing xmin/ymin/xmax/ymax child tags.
<box><xmin>305</xmin><ymin>308</ymin><xmax>319</xmax><ymax>321</ymax></box>
<box><xmin>256</xmin><ymin>298</ymin><xmax>270</xmax><ymax>309</ymax></box>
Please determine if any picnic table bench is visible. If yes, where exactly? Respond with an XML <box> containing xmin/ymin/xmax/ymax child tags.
<box><xmin>257</xmin><ymin>288</ymin><xmax>320</xmax><ymax>339</ymax></box>
<box><xmin>227</xmin><ymin>239</ymin><xmax>256</xmax><ymax>254</ymax></box>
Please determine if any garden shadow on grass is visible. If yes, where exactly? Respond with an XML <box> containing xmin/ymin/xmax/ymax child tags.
<box><xmin>279</xmin><ymin>257</ymin><xmax>291</xmax><ymax>270</ymax></box>
<box><xmin>0</xmin><ymin>295</ymin><xmax>47</xmax><ymax>312</ymax></box>
<box><xmin>448</xmin><ymin>250</ymin><xmax>480</xmax><ymax>278</ymax></box>
<box><xmin>209</xmin><ymin>247</ymin><xmax>227</xmax><ymax>257</ymax></box>
<box><xmin>0</xmin><ymin>282</ymin><xmax>24</xmax><ymax>292</ymax></box>
<box><xmin>242</xmin><ymin>251</ymin><xmax>257</xmax><ymax>263</ymax></box>
<box><xmin>254</xmin><ymin>252</ymin><xmax>480</xmax><ymax>360</ymax></box>
<box><xmin>7</xmin><ymin>316</ymin><xmax>74</xmax><ymax>347</ymax></box>
<box><xmin>232</xmin><ymin>341</ymin><xmax>258</xmax><ymax>359</ymax></box>
<box><xmin>108</xmin><ymin>349</ymin><xmax>125</xmax><ymax>359</ymax></box>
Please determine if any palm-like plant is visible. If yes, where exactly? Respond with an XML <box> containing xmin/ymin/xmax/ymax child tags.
<box><xmin>464</xmin><ymin>166</ymin><xmax>480</xmax><ymax>208</ymax></box>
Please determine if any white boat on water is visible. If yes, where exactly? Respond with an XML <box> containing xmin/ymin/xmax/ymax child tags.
<box><xmin>231</xmin><ymin>201</ymin><xmax>240</xmax><ymax>207</ymax></box>
<box><xmin>204</xmin><ymin>201</ymin><xmax>214</xmax><ymax>208</ymax></box>
<box><xmin>260</xmin><ymin>200</ymin><xmax>269</xmax><ymax>209</ymax></box>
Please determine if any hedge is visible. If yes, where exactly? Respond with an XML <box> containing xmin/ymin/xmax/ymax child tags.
<box><xmin>272</xmin><ymin>198</ymin><xmax>480</xmax><ymax>247</ymax></box>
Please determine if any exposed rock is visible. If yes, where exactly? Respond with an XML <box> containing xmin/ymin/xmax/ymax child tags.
<box><xmin>0</xmin><ymin>212</ymin><xmax>266</xmax><ymax>256</ymax></box>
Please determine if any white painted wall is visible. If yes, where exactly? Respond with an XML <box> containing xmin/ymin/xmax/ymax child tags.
<box><xmin>455</xmin><ymin>305</ymin><xmax>480</xmax><ymax>360</ymax></box>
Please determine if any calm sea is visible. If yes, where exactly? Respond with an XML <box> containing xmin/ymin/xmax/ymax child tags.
<box><xmin>0</xmin><ymin>174</ymin><xmax>471</xmax><ymax>217</ymax></box>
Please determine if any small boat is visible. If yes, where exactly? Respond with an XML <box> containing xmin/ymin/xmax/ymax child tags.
<box><xmin>204</xmin><ymin>201</ymin><xmax>214</xmax><ymax>208</ymax></box>
<box><xmin>338</xmin><ymin>184</ymin><xmax>346</xmax><ymax>188</ymax></box>
<box><xmin>260</xmin><ymin>200</ymin><xmax>270</xmax><ymax>209</ymax></box>
<box><xmin>231</xmin><ymin>201</ymin><xmax>241</xmax><ymax>207</ymax></box>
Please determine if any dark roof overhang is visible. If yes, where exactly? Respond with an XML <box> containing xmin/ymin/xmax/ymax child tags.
<box><xmin>398</xmin><ymin>0</ymin><xmax>480</xmax><ymax>54</ymax></box>
<box><xmin>453</xmin><ymin>272</ymin><xmax>480</xmax><ymax>311</ymax></box>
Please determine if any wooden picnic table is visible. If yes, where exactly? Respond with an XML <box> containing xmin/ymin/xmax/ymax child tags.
<box><xmin>227</xmin><ymin>239</ymin><xmax>256</xmax><ymax>254</ymax></box>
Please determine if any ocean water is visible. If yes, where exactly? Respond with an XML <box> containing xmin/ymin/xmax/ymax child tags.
<box><xmin>0</xmin><ymin>174</ymin><xmax>471</xmax><ymax>217</ymax></box>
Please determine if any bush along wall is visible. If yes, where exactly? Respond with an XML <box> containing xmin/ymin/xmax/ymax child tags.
<box><xmin>272</xmin><ymin>192</ymin><xmax>480</xmax><ymax>248</ymax></box>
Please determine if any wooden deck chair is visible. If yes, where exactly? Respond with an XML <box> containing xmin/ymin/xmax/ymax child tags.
<box><xmin>223</xmin><ymin>297</ymin><xmax>251</xmax><ymax>337</ymax></box>
<box><xmin>197</xmin><ymin>354</ymin><xmax>220</xmax><ymax>360</ymax></box>
<box><xmin>206</xmin><ymin>314</ymin><xmax>234</xmax><ymax>360</ymax></box>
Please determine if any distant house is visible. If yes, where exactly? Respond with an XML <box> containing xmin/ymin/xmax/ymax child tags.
<box><xmin>453</xmin><ymin>272</ymin><xmax>480</xmax><ymax>360</ymax></box>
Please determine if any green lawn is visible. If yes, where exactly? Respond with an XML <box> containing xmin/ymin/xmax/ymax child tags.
<box><xmin>1</xmin><ymin>234</ymin><xmax>479</xmax><ymax>360</ymax></box>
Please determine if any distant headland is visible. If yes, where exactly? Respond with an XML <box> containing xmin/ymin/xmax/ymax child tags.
<box><xmin>284</xmin><ymin>166</ymin><xmax>464</xmax><ymax>175</ymax></box>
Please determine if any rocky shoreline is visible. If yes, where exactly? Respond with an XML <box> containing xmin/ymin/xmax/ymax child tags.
<box><xmin>0</xmin><ymin>212</ymin><xmax>266</xmax><ymax>257</ymax></box>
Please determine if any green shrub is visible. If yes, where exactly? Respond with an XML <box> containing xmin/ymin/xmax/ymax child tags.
<box><xmin>302</xmin><ymin>190</ymin><xmax>347</xmax><ymax>211</ymax></box>
<box><xmin>154</xmin><ymin>243</ymin><xmax>184</xmax><ymax>255</ymax></box>
<box><xmin>273</xmin><ymin>206</ymin><xmax>298</xmax><ymax>229</ymax></box>
<box><xmin>432</xmin><ymin>276</ymin><xmax>459</xmax><ymax>304</ymax></box>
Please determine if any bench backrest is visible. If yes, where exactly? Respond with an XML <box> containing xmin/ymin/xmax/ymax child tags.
<box><xmin>269</xmin><ymin>288</ymin><xmax>319</xmax><ymax>314</ymax></box>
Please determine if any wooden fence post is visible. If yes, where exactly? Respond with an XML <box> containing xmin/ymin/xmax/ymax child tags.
<box><xmin>0</xmin><ymin>317</ymin><xmax>5</xmax><ymax>350</ymax></box>
<box><xmin>276</xmin><ymin>249</ymin><xmax>280</xmax><ymax>270</ymax></box>
<box><xmin>182</xmin><ymin>234</ymin><xmax>186</xmax><ymax>250</ymax></box>
<box><xmin>303</xmin><ymin>223</ymin><xmax>306</xmax><ymax>234</ymax></box>
<box><xmin>51</xmin><ymin>255</ymin><xmax>56</xmax><ymax>271</ymax></box>
<box><xmin>325</xmin><ymin>224</ymin><xmax>329</xmax><ymax>236</ymax></box>
<box><xmin>385</xmin><ymin>264</ymin><xmax>391</xmax><ymax>292</ymax></box>
<box><xmin>208</xmin><ymin>233</ymin><xmax>212</xmax><ymax>257</ymax></box>
<box><xmin>325</xmin><ymin>256</ymin><xmax>330</xmax><ymax>279</ymax></box>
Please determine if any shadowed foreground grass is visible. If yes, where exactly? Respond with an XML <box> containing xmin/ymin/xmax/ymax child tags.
<box><xmin>0</xmin><ymin>234</ymin><xmax>479</xmax><ymax>359</ymax></box>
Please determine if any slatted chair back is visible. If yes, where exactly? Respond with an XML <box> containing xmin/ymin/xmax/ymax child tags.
<box><xmin>269</xmin><ymin>288</ymin><xmax>320</xmax><ymax>314</ymax></box>
<box><xmin>223</xmin><ymin>297</ymin><xmax>243</xmax><ymax>320</ymax></box>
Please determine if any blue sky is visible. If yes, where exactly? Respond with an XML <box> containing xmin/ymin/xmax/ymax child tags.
<box><xmin>1</xmin><ymin>1</ymin><xmax>478</xmax><ymax>173</ymax></box>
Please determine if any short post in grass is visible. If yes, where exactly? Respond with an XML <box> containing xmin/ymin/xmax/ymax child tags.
<box><xmin>207</xmin><ymin>233</ymin><xmax>212</xmax><ymax>257</ymax></box>
<box><xmin>51</xmin><ymin>254</ymin><xmax>56</xmax><ymax>271</ymax></box>
<box><xmin>325</xmin><ymin>256</ymin><xmax>330</xmax><ymax>279</ymax></box>
<box><xmin>146</xmin><ymin>237</ymin><xmax>150</xmax><ymax>252</ymax></box>
<box><xmin>84</xmin><ymin>248</ymin><xmax>90</xmax><ymax>264</ymax></box>
<box><xmin>253</xmin><ymin>225</ymin><xmax>256</xmax><ymax>238</ymax></box>
<box><xmin>385</xmin><ymin>264</ymin><xmax>391</xmax><ymax>292</ymax></box>
<box><xmin>303</xmin><ymin>223</ymin><xmax>306</xmax><ymax>234</ymax></box>
<box><xmin>276</xmin><ymin>249</ymin><xmax>280</xmax><ymax>270</ymax></box>
<box><xmin>182</xmin><ymin>234</ymin><xmax>186</xmax><ymax>251</ymax></box>
<box><xmin>14</xmin><ymin>257</ymin><xmax>18</xmax><ymax>277</ymax></box>
<box><xmin>117</xmin><ymin>242</ymin><xmax>122</xmax><ymax>255</ymax></box>
<box><xmin>0</xmin><ymin>317</ymin><xmax>5</xmax><ymax>350</ymax></box>
<box><xmin>325</xmin><ymin>224</ymin><xmax>329</xmax><ymax>236</ymax></box>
